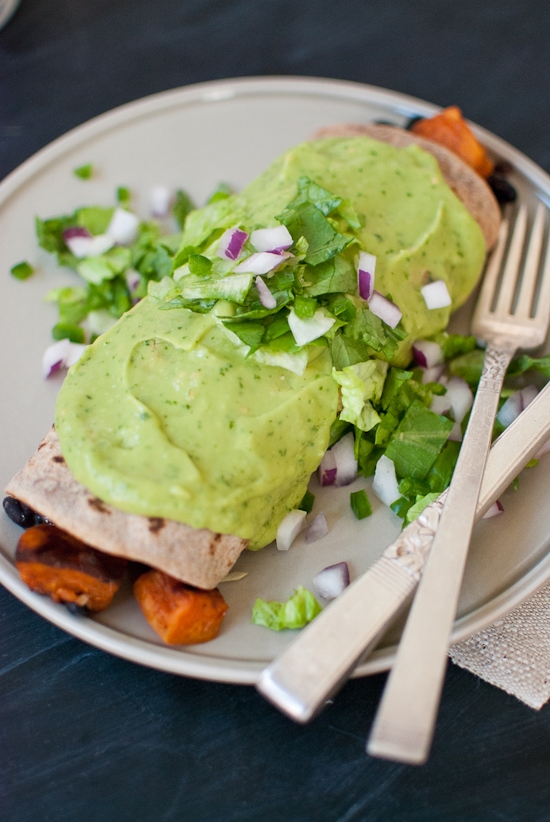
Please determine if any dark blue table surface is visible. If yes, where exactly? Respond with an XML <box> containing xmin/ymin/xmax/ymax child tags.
<box><xmin>2</xmin><ymin>2</ymin><xmax>550</xmax><ymax>819</ymax></box>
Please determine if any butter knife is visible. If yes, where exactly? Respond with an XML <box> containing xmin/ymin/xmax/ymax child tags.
<box><xmin>256</xmin><ymin>380</ymin><xmax>550</xmax><ymax>722</ymax></box>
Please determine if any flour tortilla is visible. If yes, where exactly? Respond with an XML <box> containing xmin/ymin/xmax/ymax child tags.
<box><xmin>5</xmin><ymin>427</ymin><xmax>247</xmax><ymax>590</ymax></box>
<box><xmin>312</xmin><ymin>123</ymin><xmax>501</xmax><ymax>251</ymax></box>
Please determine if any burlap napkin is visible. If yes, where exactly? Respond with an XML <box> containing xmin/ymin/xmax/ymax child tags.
<box><xmin>450</xmin><ymin>580</ymin><xmax>550</xmax><ymax>709</ymax></box>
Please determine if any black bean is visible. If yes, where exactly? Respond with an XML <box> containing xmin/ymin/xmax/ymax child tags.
<box><xmin>65</xmin><ymin>602</ymin><xmax>88</xmax><ymax>617</ymax></box>
<box><xmin>3</xmin><ymin>497</ymin><xmax>37</xmax><ymax>529</ymax></box>
<box><xmin>34</xmin><ymin>513</ymin><xmax>53</xmax><ymax>526</ymax></box>
<box><xmin>494</xmin><ymin>160</ymin><xmax>514</xmax><ymax>177</ymax></box>
<box><xmin>487</xmin><ymin>175</ymin><xmax>518</xmax><ymax>205</ymax></box>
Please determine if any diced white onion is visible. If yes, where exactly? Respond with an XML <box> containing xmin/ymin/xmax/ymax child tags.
<box><xmin>368</xmin><ymin>291</ymin><xmax>402</xmax><ymax>328</ymax></box>
<box><xmin>422</xmin><ymin>364</ymin><xmax>446</xmax><ymax>384</ymax></box>
<box><xmin>446</xmin><ymin>377</ymin><xmax>473</xmax><ymax>424</ymax></box>
<box><xmin>430</xmin><ymin>394</ymin><xmax>452</xmax><ymax>415</ymax></box>
<box><xmin>448</xmin><ymin>420</ymin><xmax>463</xmax><ymax>442</ymax></box>
<box><xmin>255</xmin><ymin>276</ymin><xmax>277</xmax><ymax>309</ymax></box>
<box><xmin>107</xmin><ymin>208</ymin><xmax>140</xmax><ymax>245</ymax></box>
<box><xmin>64</xmin><ymin>343</ymin><xmax>87</xmax><ymax>367</ymax></box>
<box><xmin>413</xmin><ymin>339</ymin><xmax>444</xmax><ymax>369</ymax></box>
<box><xmin>312</xmin><ymin>562</ymin><xmax>350</xmax><ymax>600</ymax></box>
<box><xmin>372</xmin><ymin>454</ymin><xmax>400</xmax><ymax>507</ymax></box>
<box><xmin>305</xmin><ymin>513</ymin><xmax>329</xmax><ymax>543</ymax></box>
<box><xmin>421</xmin><ymin>280</ymin><xmax>452</xmax><ymax>310</ymax></box>
<box><xmin>276</xmin><ymin>509</ymin><xmax>307</xmax><ymax>551</ymax></box>
<box><xmin>332</xmin><ymin>432</ymin><xmax>358</xmax><ymax>487</ymax></box>
<box><xmin>497</xmin><ymin>385</ymin><xmax>539</xmax><ymax>428</ymax></box>
<box><xmin>250</xmin><ymin>225</ymin><xmax>292</xmax><ymax>252</ymax></box>
<box><xmin>234</xmin><ymin>251</ymin><xmax>286</xmax><ymax>275</ymax></box>
<box><xmin>287</xmin><ymin>308</ymin><xmax>335</xmax><ymax>346</ymax></box>
<box><xmin>149</xmin><ymin>185</ymin><xmax>172</xmax><ymax>218</ymax></box>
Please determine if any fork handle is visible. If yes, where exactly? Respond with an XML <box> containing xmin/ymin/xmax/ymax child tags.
<box><xmin>367</xmin><ymin>342</ymin><xmax>515</xmax><ymax>765</ymax></box>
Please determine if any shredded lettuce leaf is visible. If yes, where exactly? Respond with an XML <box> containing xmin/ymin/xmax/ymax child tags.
<box><xmin>251</xmin><ymin>586</ymin><xmax>322</xmax><ymax>631</ymax></box>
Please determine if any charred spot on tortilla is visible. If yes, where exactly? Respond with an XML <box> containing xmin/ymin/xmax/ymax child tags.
<box><xmin>148</xmin><ymin>517</ymin><xmax>165</xmax><ymax>533</ymax></box>
<box><xmin>87</xmin><ymin>497</ymin><xmax>111</xmax><ymax>515</ymax></box>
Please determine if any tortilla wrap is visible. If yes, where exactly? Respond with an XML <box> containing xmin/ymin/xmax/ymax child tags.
<box><xmin>5</xmin><ymin>427</ymin><xmax>247</xmax><ymax>590</ymax></box>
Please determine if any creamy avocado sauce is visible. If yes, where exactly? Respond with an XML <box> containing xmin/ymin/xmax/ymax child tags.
<box><xmin>184</xmin><ymin>137</ymin><xmax>486</xmax><ymax>363</ymax></box>
<box><xmin>56</xmin><ymin>136</ymin><xmax>486</xmax><ymax>547</ymax></box>
<box><xmin>56</xmin><ymin>298</ymin><xmax>338</xmax><ymax>548</ymax></box>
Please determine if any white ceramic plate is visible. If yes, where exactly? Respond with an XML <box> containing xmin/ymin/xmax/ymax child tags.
<box><xmin>2</xmin><ymin>76</ymin><xmax>550</xmax><ymax>685</ymax></box>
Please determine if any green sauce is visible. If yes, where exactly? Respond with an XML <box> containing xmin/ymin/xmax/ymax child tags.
<box><xmin>56</xmin><ymin>300</ymin><xmax>338</xmax><ymax>548</ymax></box>
<box><xmin>55</xmin><ymin>136</ymin><xmax>486</xmax><ymax>547</ymax></box>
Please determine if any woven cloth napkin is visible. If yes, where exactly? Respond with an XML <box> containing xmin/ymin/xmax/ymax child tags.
<box><xmin>450</xmin><ymin>580</ymin><xmax>550</xmax><ymax>709</ymax></box>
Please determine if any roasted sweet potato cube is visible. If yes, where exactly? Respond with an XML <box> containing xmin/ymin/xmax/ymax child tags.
<box><xmin>411</xmin><ymin>106</ymin><xmax>494</xmax><ymax>177</ymax></box>
<box><xmin>15</xmin><ymin>524</ymin><xmax>127</xmax><ymax>612</ymax></box>
<box><xmin>134</xmin><ymin>569</ymin><xmax>229</xmax><ymax>645</ymax></box>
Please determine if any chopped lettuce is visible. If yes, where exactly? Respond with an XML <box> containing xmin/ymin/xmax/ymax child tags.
<box><xmin>332</xmin><ymin>359</ymin><xmax>388</xmax><ymax>432</ymax></box>
<box><xmin>251</xmin><ymin>586</ymin><xmax>322</xmax><ymax>631</ymax></box>
<box><xmin>384</xmin><ymin>400</ymin><xmax>454</xmax><ymax>480</ymax></box>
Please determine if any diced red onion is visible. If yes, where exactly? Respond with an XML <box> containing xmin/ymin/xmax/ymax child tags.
<box><xmin>305</xmin><ymin>512</ymin><xmax>329</xmax><ymax>544</ymax></box>
<box><xmin>332</xmin><ymin>432</ymin><xmax>358</xmax><ymax>486</ymax></box>
<box><xmin>318</xmin><ymin>450</ymin><xmax>337</xmax><ymax>486</ymax></box>
<box><xmin>149</xmin><ymin>185</ymin><xmax>172</xmax><ymax>218</ymax></box>
<box><xmin>446</xmin><ymin>377</ymin><xmax>473</xmax><ymax>424</ymax></box>
<box><xmin>372</xmin><ymin>454</ymin><xmax>400</xmax><ymax>507</ymax></box>
<box><xmin>421</xmin><ymin>280</ymin><xmax>452</xmax><ymax>310</ymax></box>
<box><xmin>217</xmin><ymin>227</ymin><xmax>248</xmax><ymax>261</ymax></box>
<box><xmin>357</xmin><ymin>251</ymin><xmax>376</xmax><ymax>301</ymax></box>
<box><xmin>288</xmin><ymin>308</ymin><xmax>335</xmax><ymax>346</ymax></box>
<box><xmin>276</xmin><ymin>509</ymin><xmax>307</xmax><ymax>551</ymax></box>
<box><xmin>125</xmin><ymin>269</ymin><xmax>141</xmax><ymax>294</ymax></box>
<box><xmin>42</xmin><ymin>339</ymin><xmax>71</xmax><ymax>379</ymax></box>
<box><xmin>497</xmin><ymin>385</ymin><xmax>539</xmax><ymax>428</ymax></box>
<box><xmin>42</xmin><ymin>339</ymin><xmax>86</xmax><ymax>379</ymax></box>
<box><xmin>368</xmin><ymin>291</ymin><xmax>402</xmax><ymax>329</ymax></box>
<box><xmin>413</xmin><ymin>339</ymin><xmax>444</xmax><ymax>369</ymax></box>
<box><xmin>430</xmin><ymin>394</ymin><xmax>452</xmax><ymax>415</ymax></box>
<box><xmin>63</xmin><ymin>228</ymin><xmax>114</xmax><ymax>259</ymax></box>
<box><xmin>312</xmin><ymin>561</ymin><xmax>350</xmax><ymax>600</ymax></box>
<box><xmin>234</xmin><ymin>251</ymin><xmax>285</xmax><ymax>275</ymax></box>
<box><xmin>422</xmin><ymin>364</ymin><xmax>446</xmax><ymax>384</ymax></box>
<box><xmin>483</xmin><ymin>500</ymin><xmax>504</xmax><ymax>519</ymax></box>
<box><xmin>250</xmin><ymin>225</ymin><xmax>292</xmax><ymax>252</ymax></box>
<box><xmin>255</xmin><ymin>276</ymin><xmax>277</xmax><ymax>309</ymax></box>
<box><xmin>107</xmin><ymin>208</ymin><xmax>140</xmax><ymax>245</ymax></box>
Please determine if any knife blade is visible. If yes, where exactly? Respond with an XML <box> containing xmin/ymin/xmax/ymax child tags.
<box><xmin>256</xmin><ymin>380</ymin><xmax>550</xmax><ymax>722</ymax></box>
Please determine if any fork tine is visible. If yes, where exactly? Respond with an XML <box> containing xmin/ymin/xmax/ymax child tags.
<box><xmin>515</xmin><ymin>203</ymin><xmax>546</xmax><ymax>318</ymax></box>
<box><xmin>475</xmin><ymin>217</ymin><xmax>509</xmax><ymax>318</ymax></box>
<box><xmin>494</xmin><ymin>203</ymin><xmax>528</xmax><ymax>315</ymax></box>
<box><xmin>533</xmin><ymin>213</ymin><xmax>550</xmax><ymax>323</ymax></box>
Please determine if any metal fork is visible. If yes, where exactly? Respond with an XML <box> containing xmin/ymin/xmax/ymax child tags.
<box><xmin>367</xmin><ymin>202</ymin><xmax>550</xmax><ymax>764</ymax></box>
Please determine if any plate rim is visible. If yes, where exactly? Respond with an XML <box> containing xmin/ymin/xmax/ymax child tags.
<box><xmin>2</xmin><ymin>74</ymin><xmax>550</xmax><ymax>685</ymax></box>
